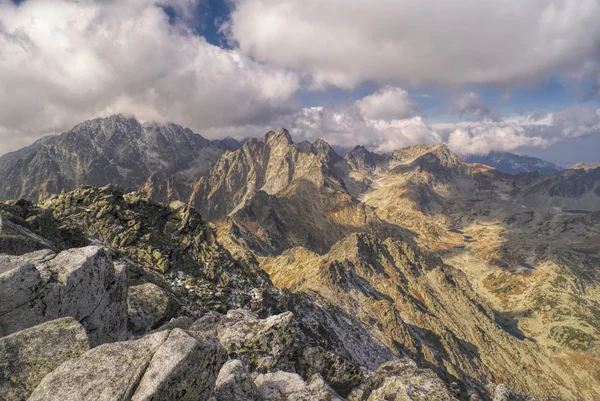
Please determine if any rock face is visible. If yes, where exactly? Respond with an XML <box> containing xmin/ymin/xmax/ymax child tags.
<box><xmin>0</xmin><ymin>317</ymin><xmax>89</xmax><ymax>401</ymax></box>
<box><xmin>0</xmin><ymin>246</ymin><xmax>127</xmax><ymax>345</ymax></box>
<box><xmin>213</xmin><ymin>359</ymin><xmax>263</xmax><ymax>401</ymax></box>
<box><xmin>254</xmin><ymin>371</ymin><xmax>343</xmax><ymax>401</ymax></box>
<box><xmin>293</xmin><ymin>347</ymin><xmax>363</xmax><ymax>397</ymax></box>
<box><xmin>348</xmin><ymin>359</ymin><xmax>457</xmax><ymax>401</ymax></box>
<box><xmin>0</xmin><ymin>114</ymin><xmax>240</xmax><ymax>203</ymax></box>
<box><xmin>28</xmin><ymin>328</ymin><xmax>227</xmax><ymax>401</ymax></box>
<box><xmin>127</xmin><ymin>283</ymin><xmax>177</xmax><ymax>335</ymax></box>
<box><xmin>191</xmin><ymin>309</ymin><xmax>297</xmax><ymax>373</ymax></box>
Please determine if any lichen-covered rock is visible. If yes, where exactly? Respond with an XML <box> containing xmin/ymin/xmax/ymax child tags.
<box><xmin>0</xmin><ymin>214</ymin><xmax>55</xmax><ymax>255</ymax></box>
<box><xmin>0</xmin><ymin>317</ymin><xmax>88</xmax><ymax>401</ymax></box>
<box><xmin>191</xmin><ymin>309</ymin><xmax>296</xmax><ymax>373</ymax></box>
<box><xmin>128</xmin><ymin>283</ymin><xmax>177</xmax><ymax>335</ymax></box>
<box><xmin>28</xmin><ymin>328</ymin><xmax>226</xmax><ymax>401</ymax></box>
<box><xmin>294</xmin><ymin>347</ymin><xmax>363</xmax><ymax>397</ymax></box>
<box><xmin>131</xmin><ymin>329</ymin><xmax>226</xmax><ymax>401</ymax></box>
<box><xmin>0</xmin><ymin>246</ymin><xmax>127</xmax><ymax>346</ymax></box>
<box><xmin>213</xmin><ymin>359</ymin><xmax>263</xmax><ymax>401</ymax></box>
<box><xmin>347</xmin><ymin>358</ymin><xmax>457</xmax><ymax>401</ymax></box>
<box><xmin>255</xmin><ymin>371</ymin><xmax>343</xmax><ymax>401</ymax></box>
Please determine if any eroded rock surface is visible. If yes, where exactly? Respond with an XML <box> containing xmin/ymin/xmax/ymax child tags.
<box><xmin>255</xmin><ymin>371</ymin><xmax>343</xmax><ymax>401</ymax></box>
<box><xmin>127</xmin><ymin>283</ymin><xmax>177</xmax><ymax>335</ymax></box>
<box><xmin>29</xmin><ymin>328</ymin><xmax>226</xmax><ymax>401</ymax></box>
<box><xmin>0</xmin><ymin>246</ymin><xmax>127</xmax><ymax>345</ymax></box>
<box><xmin>348</xmin><ymin>358</ymin><xmax>457</xmax><ymax>401</ymax></box>
<box><xmin>0</xmin><ymin>317</ymin><xmax>88</xmax><ymax>401</ymax></box>
<box><xmin>213</xmin><ymin>359</ymin><xmax>263</xmax><ymax>401</ymax></box>
<box><xmin>191</xmin><ymin>309</ymin><xmax>296</xmax><ymax>373</ymax></box>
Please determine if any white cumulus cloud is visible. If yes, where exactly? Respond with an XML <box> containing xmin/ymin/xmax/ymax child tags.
<box><xmin>357</xmin><ymin>87</ymin><xmax>417</xmax><ymax>120</ymax></box>
<box><xmin>227</xmin><ymin>0</ymin><xmax>600</xmax><ymax>88</ymax></box>
<box><xmin>0</xmin><ymin>0</ymin><xmax>299</xmax><ymax>154</ymax></box>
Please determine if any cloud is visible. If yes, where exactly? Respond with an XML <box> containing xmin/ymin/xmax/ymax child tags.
<box><xmin>0</xmin><ymin>0</ymin><xmax>299</xmax><ymax>154</ymax></box>
<box><xmin>201</xmin><ymin>90</ymin><xmax>441</xmax><ymax>152</ymax></box>
<box><xmin>445</xmin><ymin>122</ymin><xmax>551</xmax><ymax>155</ymax></box>
<box><xmin>449</xmin><ymin>92</ymin><xmax>490</xmax><ymax>121</ymax></box>
<box><xmin>227</xmin><ymin>0</ymin><xmax>600</xmax><ymax>88</ymax></box>
<box><xmin>552</xmin><ymin>105</ymin><xmax>600</xmax><ymax>137</ymax></box>
<box><xmin>357</xmin><ymin>87</ymin><xmax>417</xmax><ymax>120</ymax></box>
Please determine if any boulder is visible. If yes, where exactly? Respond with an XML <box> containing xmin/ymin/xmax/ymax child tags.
<box><xmin>28</xmin><ymin>328</ymin><xmax>226</xmax><ymax>401</ymax></box>
<box><xmin>347</xmin><ymin>358</ymin><xmax>457</xmax><ymax>401</ymax></box>
<box><xmin>0</xmin><ymin>246</ymin><xmax>127</xmax><ymax>346</ymax></box>
<box><xmin>294</xmin><ymin>347</ymin><xmax>363</xmax><ymax>397</ymax></box>
<box><xmin>131</xmin><ymin>330</ymin><xmax>226</xmax><ymax>401</ymax></box>
<box><xmin>191</xmin><ymin>309</ymin><xmax>296</xmax><ymax>373</ymax></box>
<box><xmin>0</xmin><ymin>317</ymin><xmax>88</xmax><ymax>401</ymax></box>
<box><xmin>255</xmin><ymin>371</ymin><xmax>343</xmax><ymax>401</ymax></box>
<box><xmin>128</xmin><ymin>283</ymin><xmax>177</xmax><ymax>335</ymax></box>
<box><xmin>213</xmin><ymin>359</ymin><xmax>263</xmax><ymax>401</ymax></box>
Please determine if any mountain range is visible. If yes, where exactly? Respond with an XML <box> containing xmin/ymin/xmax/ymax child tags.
<box><xmin>462</xmin><ymin>151</ymin><xmax>564</xmax><ymax>174</ymax></box>
<box><xmin>1</xmin><ymin>114</ymin><xmax>600</xmax><ymax>401</ymax></box>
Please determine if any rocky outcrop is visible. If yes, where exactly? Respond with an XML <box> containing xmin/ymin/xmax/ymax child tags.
<box><xmin>191</xmin><ymin>309</ymin><xmax>297</xmax><ymax>373</ymax></box>
<box><xmin>347</xmin><ymin>358</ymin><xmax>457</xmax><ymax>401</ymax></box>
<box><xmin>294</xmin><ymin>347</ymin><xmax>363</xmax><ymax>397</ymax></box>
<box><xmin>0</xmin><ymin>317</ymin><xmax>89</xmax><ymax>401</ymax></box>
<box><xmin>254</xmin><ymin>371</ymin><xmax>343</xmax><ymax>401</ymax></box>
<box><xmin>0</xmin><ymin>246</ymin><xmax>127</xmax><ymax>345</ymax></box>
<box><xmin>28</xmin><ymin>328</ymin><xmax>226</xmax><ymax>401</ymax></box>
<box><xmin>127</xmin><ymin>283</ymin><xmax>177</xmax><ymax>335</ymax></box>
<box><xmin>213</xmin><ymin>359</ymin><xmax>263</xmax><ymax>401</ymax></box>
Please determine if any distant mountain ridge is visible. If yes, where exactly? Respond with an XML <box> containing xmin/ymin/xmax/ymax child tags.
<box><xmin>462</xmin><ymin>151</ymin><xmax>563</xmax><ymax>174</ymax></box>
<box><xmin>0</xmin><ymin>115</ymin><xmax>241</xmax><ymax>202</ymax></box>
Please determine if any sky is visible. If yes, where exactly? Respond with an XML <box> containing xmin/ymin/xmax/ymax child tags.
<box><xmin>1</xmin><ymin>0</ymin><xmax>600</xmax><ymax>165</ymax></box>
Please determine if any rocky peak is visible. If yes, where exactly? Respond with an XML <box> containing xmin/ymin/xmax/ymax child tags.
<box><xmin>72</xmin><ymin>114</ymin><xmax>143</xmax><ymax>141</ymax></box>
<box><xmin>570</xmin><ymin>162</ymin><xmax>600</xmax><ymax>171</ymax></box>
<box><xmin>313</xmin><ymin>138</ymin><xmax>342</xmax><ymax>162</ymax></box>
<box><xmin>265</xmin><ymin>128</ymin><xmax>293</xmax><ymax>147</ymax></box>
<box><xmin>344</xmin><ymin>145</ymin><xmax>386</xmax><ymax>171</ymax></box>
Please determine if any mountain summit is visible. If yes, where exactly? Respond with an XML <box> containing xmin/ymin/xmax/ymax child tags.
<box><xmin>0</xmin><ymin>115</ymin><xmax>239</xmax><ymax>202</ymax></box>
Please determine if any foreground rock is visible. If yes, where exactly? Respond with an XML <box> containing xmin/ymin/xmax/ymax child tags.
<box><xmin>348</xmin><ymin>358</ymin><xmax>457</xmax><ymax>401</ymax></box>
<box><xmin>213</xmin><ymin>359</ymin><xmax>263</xmax><ymax>401</ymax></box>
<box><xmin>28</xmin><ymin>328</ymin><xmax>226</xmax><ymax>401</ymax></box>
<box><xmin>0</xmin><ymin>246</ymin><xmax>127</xmax><ymax>345</ymax></box>
<box><xmin>255</xmin><ymin>371</ymin><xmax>343</xmax><ymax>401</ymax></box>
<box><xmin>127</xmin><ymin>283</ymin><xmax>177</xmax><ymax>335</ymax></box>
<box><xmin>191</xmin><ymin>309</ymin><xmax>296</xmax><ymax>373</ymax></box>
<box><xmin>294</xmin><ymin>347</ymin><xmax>363</xmax><ymax>397</ymax></box>
<box><xmin>0</xmin><ymin>318</ymin><xmax>89</xmax><ymax>401</ymax></box>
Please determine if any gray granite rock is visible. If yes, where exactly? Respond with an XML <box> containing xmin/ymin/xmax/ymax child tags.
<box><xmin>191</xmin><ymin>309</ymin><xmax>296</xmax><ymax>373</ymax></box>
<box><xmin>255</xmin><ymin>371</ymin><xmax>343</xmax><ymax>401</ymax></box>
<box><xmin>347</xmin><ymin>358</ymin><xmax>457</xmax><ymax>401</ymax></box>
<box><xmin>128</xmin><ymin>283</ymin><xmax>176</xmax><ymax>335</ymax></box>
<box><xmin>213</xmin><ymin>359</ymin><xmax>263</xmax><ymax>401</ymax></box>
<box><xmin>0</xmin><ymin>317</ymin><xmax>88</xmax><ymax>401</ymax></box>
<box><xmin>0</xmin><ymin>246</ymin><xmax>127</xmax><ymax>346</ymax></box>
<box><xmin>29</xmin><ymin>328</ymin><xmax>226</xmax><ymax>401</ymax></box>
